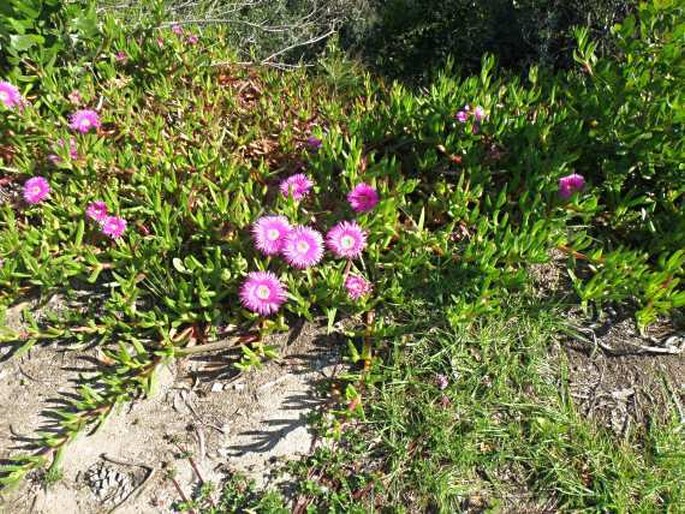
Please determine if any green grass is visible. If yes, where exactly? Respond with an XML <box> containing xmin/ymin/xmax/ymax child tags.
<box><xmin>208</xmin><ymin>301</ymin><xmax>684</xmax><ymax>512</ymax></box>
<box><xmin>363</xmin><ymin>305</ymin><xmax>684</xmax><ymax>512</ymax></box>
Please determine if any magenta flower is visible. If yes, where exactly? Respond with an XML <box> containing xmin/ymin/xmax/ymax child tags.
<box><xmin>156</xmin><ymin>37</ymin><xmax>165</xmax><ymax>48</ymax></box>
<box><xmin>23</xmin><ymin>177</ymin><xmax>50</xmax><ymax>205</ymax></box>
<box><xmin>115</xmin><ymin>51</ymin><xmax>128</xmax><ymax>63</ymax></box>
<box><xmin>326</xmin><ymin>221</ymin><xmax>367</xmax><ymax>259</ymax></box>
<box><xmin>473</xmin><ymin>106</ymin><xmax>486</xmax><ymax>122</ymax></box>
<box><xmin>455</xmin><ymin>110</ymin><xmax>469</xmax><ymax>123</ymax></box>
<box><xmin>186</xmin><ymin>34</ymin><xmax>199</xmax><ymax>45</ymax></box>
<box><xmin>239</xmin><ymin>271</ymin><xmax>287</xmax><ymax>316</ymax></box>
<box><xmin>252</xmin><ymin>215</ymin><xmax>291</xmax><ymax>256</ymax></box>
<box><xmin>280</xmin><ymin>173</ymin><xmax>313</xmax><ymax>201</ymax></box>
<box><xmin>171</xmin><ymin>24</ymin><xmax>184</xmax><ymax>35</ymax></box>
<box><xmin>345</xmin><ymin>274</ymin><xmax>372</xmax><ymax>300</ymax></box>
<box><xmin>0</xmin><ymin>81</ymin><xmax>22</xmax><ymax>109</ymax></box>
<box><xmin>48</xmin><ymin>137</ymin><xmax>78</xmax><ymax>165</ymax></box>
<box><xmin>348</xmin><ymin>183</ymin><xmax>379</xmax><ymax>213</ymax></box>
<box><xmin>86</xmin><ymin>201</ymin><xmax>108</xmax><ymax>222</ymax></box>
<box><xmin>559</xmin><ymin>173</ymin><xmax>586</xmax><ymax>199</ymax></box>
<box><xmin>101</xmin><ymin>216</ymin><xmax>127</xmax><ymax>239</ymax></box>
<box><xmin>282</xmin><ymin>226</ymin><xmax>324</xmax><ymax>269</ymax></box>
<box><xmin>69</xmin><ymin>109</ymin><xmax>101</xmax><ymax>133</ymax></box>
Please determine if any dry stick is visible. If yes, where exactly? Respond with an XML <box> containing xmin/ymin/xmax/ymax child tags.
<box><xmin>188</xmin><ymin>455</ymin><xmax>205</xmax><ymax>487</ymax></box>
<box><xmin>172</xmin><ymin>442</ymin><xmax>205</xmax><ymax>486</ymax></box>
<box><xmin>161</xmin><ymin>17</ymin><xmax>314</xmax><ymax>33</ymax></box>
<box><xmin>174</xmin><ymin>336</ymin><xmax>250</xmax><ymax>356</ymax></box>
<box><xmin>636</xmin><ymin>344</ymin><xmax>683</xmax><ymax>355</ymax></box>
<box><xmin>194</xmin><ymin>426</ymin><xmax>206</xmax><ymax>465</ymax></box>
<box><xmin>261</xmin><ymin>28</ymin><xmax>336</xmax><ymax>64</ymax></box>
<box><xmin>18</xmin><ymin>365</ymin><xmax>49</xmax><ymax>385</ymax></box>
<box><xmin>169</xmin><ymin>474</ymin><xmax>196</xmax><ymax>514</ymax></box>
<box><xmin>165</xmin><ymin>4</ymin><xmax>322</xmax><ymax>32</ymax></box>
<box><xmin>173</xmin><ymin>441</ymin><xmax>217</xmax><ymax>509</ymax></box>
<box><xmin>577</xmin><ymin>325</ymin><xmax>684</xmax><ymax>356</ymax></box>
<box><xmin>220</xmin><ymin>60</ymin><xmax>316</xmax><ymax>70</ymax></box>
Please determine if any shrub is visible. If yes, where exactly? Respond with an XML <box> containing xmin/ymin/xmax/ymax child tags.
<box><xmin>341</xmin><ymin>0</ymin><xmax>635</xmax><ymax>81</ymax></box>
<box><xmin>0</xmin><ymin>0</ymin><xmax>98</xmax><ymax>73</ymax></box>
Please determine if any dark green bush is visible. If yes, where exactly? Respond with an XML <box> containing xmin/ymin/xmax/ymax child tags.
<box><xmin>341</xmin><ymin>0</ymin><xmax>635</xmax><ymax>81</ymax></box>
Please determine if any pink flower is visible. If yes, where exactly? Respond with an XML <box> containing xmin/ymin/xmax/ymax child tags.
<box><xmin>86</xmin><ymin>201</ymin><xmax>108</xmax><ymax>222</ymax></box>
<box><xmin>326</xmin><ymin>221</ymin><xmax>367</xmax><ymax>259</ymax></box>
<box><xmin>0</xmin><ymin>81</ymin><xmax>22</xmax><ymax>109</ymax></box>
<box><xmin>252</xmin><ymin>215</ymin><xmax>291</xmax><ymax>256</ymax></box>
<box><xmin>435</xmin><ymin>374</ymin><xmax>449</xmax><ymax>390</ymax></box>
<box><xmin>23</xmin><ymin>177</ymin><xmax>50</xmax><ymax>204</ymax></box>
<box><xmin>101</xmin><ymin>216</ymin><xmax>127</xmax><ymax>239</ymax></box>
<box><xmin>455</xmin><ymin>110</ymin><xmax>468</xmax><ymax>123</ymax></box>
<box><xmin>186</xmin><ymin>34</ymin><xmax>199</xmax><ymax>45</ymax></box>
<box><xmin>171</xmin><ymin>24</ymin><xmax>184</xmax><ymax>35</ymax></box>
<box><xmin>115</xmin><ymin>51</ymin><xmax>128</xmax><ymax>63</ymax></box>
<box><xmin>559</xmin><ymin>173</ymin><xmax>586</xmax><ymax>199</ymax></box>
<box><xmin>239</xmin><ymin>271</ymin><xmax>287</xmax><ymax>316</ymax></box>
<box><xmin>347</xmin><ymin>183</ymin><xmax>379</xmax><ymax>213</ymax></box>
<box><xmin>282</xmin><ymin>226</ymin><xmax>324</xmax><ymax>269</ymax></box>
<box><xmin>345</xmin><ymin>274</ymin><xmax>372</xmax><ymax>300</ymax></box>
<box><xmin>69</xmin><ymin>109</ymin><xmax>101</xmax><ymax>133</ymax></box>
<box><xmin>280</xmin><ymin>173</ymin><xmax>313</xmax><ymax>201</ymax></box>
<box><xmin>48</xmin><ymin>138</ymin><xmax>78</xmax><ymax>165</ymax></box>
<box><xmin>473</xmin><ymin>106</ymin><xmax>486</xmax><ymax>122</ymax></box>
<box><xmin>156</xmin><ymin>37</ymin><xmax>164</xmax><ymax>48</ymax></box>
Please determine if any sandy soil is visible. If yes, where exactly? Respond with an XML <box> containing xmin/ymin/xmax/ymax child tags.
<box><xmin>0</xmin><ymin>312</ymin><xmax>342</xmax><ymax>513</ymax></box>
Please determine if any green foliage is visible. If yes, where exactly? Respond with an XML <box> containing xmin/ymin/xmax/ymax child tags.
<box><xmin>177</xmin><ymin>472</ymin><xmax>287</xmax><ymax>513</ymax></box>
<box><xmin>0</xmin><ymin>0</ymin><xmax>98</xmax><ymax>73</ymax></box>
<box><xmin>0</xmin><ymin>0</ymin><xmax>682</xmax><ymax>508</ymax></box>
<box><xmin>561</xmin><ymin>1</ymin><xmax>685</xmax><ymax>325</ymax></box>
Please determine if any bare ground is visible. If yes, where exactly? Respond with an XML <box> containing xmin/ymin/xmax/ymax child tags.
<box><xmin>563</xmin><ymin>316</ymin><xmax>685</xmax><ymax>439</ymax></box>
<box><xmin>529</xmin><ymin>252</ymin><xmax>685</xmax><ymax>437</ymax></box>
<box><xmin>0</xmin><ymin>315</ymin><xmax>342</xmax><ymax>513</ymax></box>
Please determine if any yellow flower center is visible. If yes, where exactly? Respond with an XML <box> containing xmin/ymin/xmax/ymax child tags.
<box><xmin>0</xmin><ymin>91</ymin><xmax>7</xmax><ymax>102</ymax></box>
<box><xmin>296</xmin><ymin>241</ymin><xmax>310</xmax><ymax>253</ymax></box>
<box><xmin>267</xmin><ymin>229</ymin><xmax>280</xmax><ymax>240</ymax></box>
